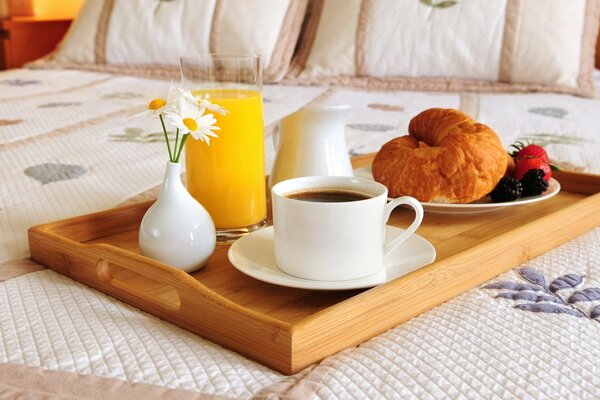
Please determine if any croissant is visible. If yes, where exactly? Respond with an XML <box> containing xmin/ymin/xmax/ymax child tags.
<box><xmin>372</xmin><ymin>108</ymin><xmax>507</xmax><ymax>204</ymax></box>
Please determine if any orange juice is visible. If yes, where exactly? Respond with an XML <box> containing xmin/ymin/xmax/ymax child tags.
<box><xmin>185</xmin><ymin>89</ymin><xmax>266</xmax><ymax>230</ymax></box>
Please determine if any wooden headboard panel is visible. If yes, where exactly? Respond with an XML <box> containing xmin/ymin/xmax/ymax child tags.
<box><xmin>596</xmin><ymin>30</ymin><xmax>600</xmax><ymax>68</ymax></box>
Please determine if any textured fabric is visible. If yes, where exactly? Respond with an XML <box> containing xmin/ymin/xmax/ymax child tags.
<box><xmin>2</xmin><ymin>68</ymin><xmax>600</xmax><ymax>264</ymax></box>
<box><xmin>1</xmin><ymin>67</ymin><xmax>600</xmax><ymax>398</ymax></box>
<box><xmin>105</xmin><ymin>0</ymin><xmax>216</xmax><ymax>65</ymax></box>
<box><xmin>0</xmin><ymin>68</ymin><xmax>326</xmax><ymax>263</ymax></box>
<box><xmin>0</xmin><ymin>259</ymin><xmax>44</xmax><ymax>282</ymax></box>
<box><xmin>215</xmin><ymin>0</ymin><xmax>290</xmax><ymax>67</ymax></box>
<box><xmin>51</xmin><ymin>0</ymin><xmax>104</xmax><ymax>64</ymax></box>
<box><xmin>46</xmin><ymin>0</ymin><xmax>308</xmax><ymax>82</ymax></box>
<box><xmin>364</xmin><ymin>0</ymin><xmax>506</xmax><ymax>80</ymax></box>
<box><xmin>0</xmin><ymin>363</ymin><xmax>230</xmax><ymax>400</ymax></box>
<box><xmin>0</xmin><ymin>270</ymin><xmax>283</xmax><ymax>398</ymax></box>
<box><xmin>307</xmin><ymin>226</ymin><xmax>600</xmax><ymax>400</ymax></box>
<box><xmin>512</xmin><ymin>0</ymin><xmax>586</xmax><ymax>87</ymax></box>
<box><xmin>301</xmin><ymin>0</ymin><xmax>361</xmax><ymax>78</ymax></box>
<box><xmin>290</xmin><ymin>0</ymin><xmax>600</xmax><ymax>97</ymax></box>
<box><xmin>0</xmin><ymin>69</ymin><xmax>111</xmax><ymax>101</ymax></box>
<box><xmin>2</xmin><ymin>228</ymin><xmax>599</xmax><ymax>398</ymax></box>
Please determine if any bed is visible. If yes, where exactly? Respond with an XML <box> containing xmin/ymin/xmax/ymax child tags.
<box><xmin>1</xmin><ymin>1</ymin><xmax>600</xmax><ymax>399</ymax></box>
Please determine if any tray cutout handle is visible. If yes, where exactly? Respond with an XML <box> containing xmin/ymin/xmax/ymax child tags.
<box><xmin>96</xmin><ymin>259</ymin><xmax>181</xmax><ymax>312</ymax></box>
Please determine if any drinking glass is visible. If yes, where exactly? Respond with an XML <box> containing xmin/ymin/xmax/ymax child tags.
<box><xmin>181</xmin><ymin>54</ymin><xmax>266</xmax><ymax>241</ymax></box>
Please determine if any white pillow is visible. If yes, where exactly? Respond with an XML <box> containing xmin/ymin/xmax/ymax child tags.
<box><xmin>288</xmin><ymin>0</ymin><xmax>600</xmax><ymax>97</ymax></box>
<box><xmin>41</xmin><ymin>0</ymin><xmax>308</xmax><ymax>82</ymax></box>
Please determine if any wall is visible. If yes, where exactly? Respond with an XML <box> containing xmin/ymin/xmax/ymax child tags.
<box><xmin>34</xmin><ymin>0</ymin><xmax>84</xmax><ymax>18</ymax></box>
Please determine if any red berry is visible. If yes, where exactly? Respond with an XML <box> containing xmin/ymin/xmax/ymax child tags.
<box><xmin>511</xmin><ymin>143</ymin><xmax>550</xmax><ymax>164</ymax></box>
<box><xmin>514</xmin><ymin>157</ymin><xmax>552</xmax><ymax>181</ymax></box>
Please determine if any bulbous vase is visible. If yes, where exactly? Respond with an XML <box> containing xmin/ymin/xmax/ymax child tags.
<box><xmin>139</xmin><ymin>161</ymin><xmax>216</xmax><ymax>272</ymax></box>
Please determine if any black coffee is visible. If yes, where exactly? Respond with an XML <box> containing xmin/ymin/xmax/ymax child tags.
<box><xmin>286</xmin><ymin>189</ymin><xmax>371</xmax><ymax>203</ymax></box>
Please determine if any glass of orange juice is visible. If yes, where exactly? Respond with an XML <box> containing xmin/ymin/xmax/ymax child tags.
<box><xmin>180</xmin><ymin>55</ymin><xmax>266</xmax><ymax>241</ymax></box>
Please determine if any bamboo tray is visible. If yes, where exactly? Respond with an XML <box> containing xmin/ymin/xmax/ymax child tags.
<box><xmin>28</xmin><ymin>155</ymin><xmax>600</xmax><ymax>375</ymax></box>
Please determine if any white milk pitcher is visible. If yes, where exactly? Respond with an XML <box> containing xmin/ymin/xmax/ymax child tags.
<box><xmin>269</xmin><ymin>105</ymin><xmax>354</xmax><ymax>188</ymax></box>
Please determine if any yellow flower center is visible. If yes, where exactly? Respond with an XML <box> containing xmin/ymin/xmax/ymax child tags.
<box><xmin>183</xmin><ymin>118</ymin><xmax>198</xmax><ymax>132</ymax></box>
<box><xmin>148</xmin><ymin>98</ymin><xmax>166</xmax><ymax>110</ymax></box>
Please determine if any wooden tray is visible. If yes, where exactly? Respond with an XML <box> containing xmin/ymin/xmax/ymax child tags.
<box><xmin>28</xmin><ymin>155</ymin><xmax>600</xmax><ymax>375</ymax></box>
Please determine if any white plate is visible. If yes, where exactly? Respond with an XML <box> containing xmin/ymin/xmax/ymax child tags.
<box><xmin>228</xmin><ymin>226</ymin><xmax>436</xmax><ymax>290</ymax></box>
<box><xmin>354</xmin><ymin>167</ymin><xmax>561</xmax><ymax>215</ymax></box>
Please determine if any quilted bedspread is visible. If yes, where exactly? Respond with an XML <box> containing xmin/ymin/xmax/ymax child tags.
<box><xmin>0</xmin><ymin>67</ymin><xmax>599</xmax><ymax>399</ymax></box>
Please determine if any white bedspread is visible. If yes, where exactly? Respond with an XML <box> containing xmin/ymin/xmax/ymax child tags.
<box><xmin>1</xmin><ymin>68</ymin><xmax>599</xmax><ymax>399</ymax></box>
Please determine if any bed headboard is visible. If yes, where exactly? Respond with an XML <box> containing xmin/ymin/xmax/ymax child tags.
<box><xmin>596</xmin><ymin>24</ymin><xmax>600</xmax><ymax>68</ymax></box>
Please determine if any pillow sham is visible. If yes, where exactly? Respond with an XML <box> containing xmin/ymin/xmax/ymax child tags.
<box><xmin>39</xmin><ymin>0</ymin><xmax>308</xmax><ymax>83</ymax></box>
<box><xmin>288</xmin><ymin>0</ymin><xmax>600</xmax><ymax>97</ymax></box>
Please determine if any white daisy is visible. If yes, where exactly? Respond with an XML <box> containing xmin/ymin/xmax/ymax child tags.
<box><xmin>198</xmin><ymin>98</ymin><xmax>229</xmax><ymax>116</ymax></box>
<box><xmin>166</xmin><ymin>96</ymin><xmax>220</xmax><ymax>144</ymax></box>
<box><xmin>180</xmin><ymin>89</ymin><xmax>228</xmax><ymax>116</ymax></box>
<box><xmin>133</xmin><ymin>82</ymin><xmax>178</xmax><ymax>119</ymax></box>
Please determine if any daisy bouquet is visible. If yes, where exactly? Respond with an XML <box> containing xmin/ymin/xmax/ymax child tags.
<box><xmin>137</xmin><ymin>84</ymin><xmax>228</xmax><ymax>162</ymax></box>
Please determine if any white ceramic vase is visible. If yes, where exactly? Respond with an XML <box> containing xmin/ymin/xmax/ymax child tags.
<box><xmin>139</xmin><ymin>161</ymin><xmax>216</xmax><ymax>272</ymax></box>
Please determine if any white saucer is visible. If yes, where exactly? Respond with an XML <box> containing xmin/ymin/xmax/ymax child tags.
<box><xmin>228</xmin><ymin>226</ymin><xmax>436</xmax><ymax>290</ymax></box>
<box><xmin>354</xmin><ymin>167</ymin><xmax>561</xmax><ymax>215</ymax></box>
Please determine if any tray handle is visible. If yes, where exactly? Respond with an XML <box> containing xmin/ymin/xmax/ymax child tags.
<box><xmin>89</xmin><ymin>244</ymin><xmax>190</xmax><ymax>313</ymax></box>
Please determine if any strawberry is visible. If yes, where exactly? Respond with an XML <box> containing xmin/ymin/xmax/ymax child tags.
<box><xmin>510</xmin><ymin>141</ymin><xmax>550</xmax><ymax>164</ymax></box>
<box><xmin>514</xmin><ymin>157</ymin><xmax>552</xmax><ymax>181</ymax></box>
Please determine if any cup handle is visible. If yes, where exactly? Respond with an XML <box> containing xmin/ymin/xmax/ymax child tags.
<box><xmin>383</xmin><ymin>196</ymin><xmax>424</xmax><ymax>260</ymax></box>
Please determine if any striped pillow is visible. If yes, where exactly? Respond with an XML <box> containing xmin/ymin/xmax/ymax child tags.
<box><xmin>288</xmin><ymin>0</ymin><xmax>600</xmax><ymax>97</ymax></box>
<box><xmin>40</xmin><ymin>0</ymin><xmax>308</xmax><ymax>83</ymax></box>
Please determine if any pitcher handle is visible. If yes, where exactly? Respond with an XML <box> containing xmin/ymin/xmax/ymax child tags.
<box><xmin>272</xmin><ymin>124</ymin><xmax>280</xmax><ymax>150</ymax></box>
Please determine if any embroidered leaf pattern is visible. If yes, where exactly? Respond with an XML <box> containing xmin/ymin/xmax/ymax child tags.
<box><xmin>482</xmin><ymin>281</ymin><xmax>541</xmax><ymax>292</ymax></box>
<box><xmin>368</xmin><ymin>103</ymin><xmax>405</xmax><ymax>112</ymax></box>
<box><xmin>514</xmin><ymin>303</ymin><xmax>586</xmax><ymax>318</ymax></box>
<box><xmin>482</xmin><ymin>268</ymin><xmax>599</xmax><ymax>321</ymax></box>
<box><xmin>38</xmin><ymin>102</ymin><xmax>82</xmax><ymax>108</ymax></box>
<box><xmin>109</xmin><ymin>127</ymin><xmax>177</xmax><ymax>143</ymax></box>
<box><xmin>434</xmin><ymin>1</ymin><xmax>458</xmax><ymax>8</ymax></box>
<box><xmin>24</xmin><ymin>163</ymin><xmax>87</xmax><ymax>185</ymax></box>
<box><xmin>347</xmin><ymin>124</ymin><xmax>395</xmax><ymax>132</ymax></box>
<box><xmin>528</xmin><ymin>107</ymin><xmax>568</xmax><ymax>119</ymax></box>
<box><xmin>102</xmin><ymin>92</ymin><xmax>144</xmax><ymax>100</ymax></box>
<box><xmin>0</xmin><ymin>79</ymin><xmax>41</xmax><ymax>86</ymax></box>
<box><xmin>419</xmin><ymin>0</ymin><xmax>458</xmax><ymax>8</ymax></box>
<box><xmin>549</xmin><ymin>273</ymin><xmax>584</xmax><ymax>293</ymax></box>
<box><xmin>568</xmin><ymin>288</ymin><xmax>600</xmax><ymax>303</ymax></box>
<box><xmin>516</xmin><ymin>133</ymin><xmax>590</xmax><ymax>147</ymax></box>
<box><xmin>495</xmin><ymin>292</ymin><xmax>561</xmax><ymax>304</ymax></box>
<box><xmin>348</xmin><ymin>145</ymin><xmax>369</xmax><ymax>157</ymax></box>
<box><xmin>518</xmin><ymin>268</ymin><xmax>548</xmax><ymax>287</ymax></box>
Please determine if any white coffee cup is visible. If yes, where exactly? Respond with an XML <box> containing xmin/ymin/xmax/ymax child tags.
<box><xmin>271</xmin><ymin>176</ymin><xmax>424</xmax><ymax>281</ymax></box>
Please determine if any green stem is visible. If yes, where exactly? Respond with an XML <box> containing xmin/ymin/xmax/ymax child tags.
<box><xmin>159</xmin><ymin>114</ymin><xmax>173</xmax><ymax>161</ymax></box>
<box><xmin>174</xmin><ymin>133</ymin><xmax>189</xmax><ymax>163</ymax></box>
<box><xmin>173</xmin><ymin>128</ymin><xmax>180</xmax><ymax>161</ymax></box>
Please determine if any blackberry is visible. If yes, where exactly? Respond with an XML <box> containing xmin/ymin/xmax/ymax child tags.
<box><xmin>490</xmin><ymin>177</ymin><xmax>523</xmax><ymax>202</ymax></box>
<box><xmin>521</xmin><ymin>169</ymin><xmax>549</xmax><ymax>197</ymax></box>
